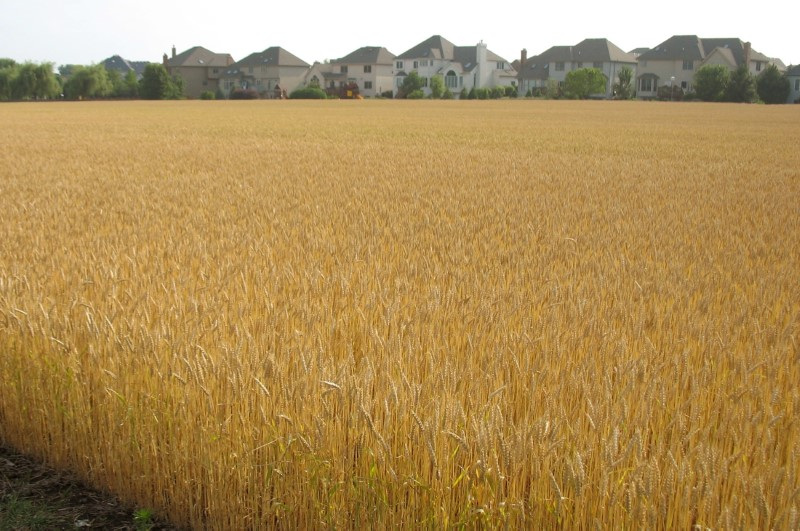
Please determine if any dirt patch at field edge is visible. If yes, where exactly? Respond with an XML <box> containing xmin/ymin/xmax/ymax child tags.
<box><xmin>0</xmin><ymin>445</ymin><xmax>176</xmax><ymax>530</ymax></box>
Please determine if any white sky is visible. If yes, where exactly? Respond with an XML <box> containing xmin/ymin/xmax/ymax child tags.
<box><xmin>1</xmin><ymin>0</ymin><xmax>797</xmax><ymax>68</ymax></box>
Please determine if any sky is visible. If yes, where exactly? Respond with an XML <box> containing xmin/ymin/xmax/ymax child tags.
<box><xmin>2</xmin><ymin>0</ymin><xmax>797</xmax><ymax>68</ymax></box>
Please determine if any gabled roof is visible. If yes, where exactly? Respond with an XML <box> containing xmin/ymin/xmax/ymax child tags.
<box><xmin>101</xmin><ymin>55</ymin><xmax>147</xmax><ymax>77</ymax></box>
<box><xmin>168</xmin><ymin>46</ymin><xmax>234</xmax><ymax>68</ymax></box>
<box><xmin>233</xmin><ymin>47</ymin><xmax>309</xmax><ymax>69</ymax></box>
<box><xmin>397</xmin><ymin>35</ymin><xmax>456</xmax><ymax>60</ymax></box>
<box><xmin>335</xmin><ymin>46</ymin><xmax>395</xmax><ymax>65</ymax></box>
<box><xmin>638</xmin><ymin>35</ymin><xmax>705</xmax><ymax>61</ymax></box>
<box><xmin>786</xmin><ymin>64</ymin><xmax>800</xmax><ymax>76</ymax></box>
<box><xmin>572</xmin><ymin>39</ymin><xmax>637</xmax><ymax>63</ymax></box>
<box><xmin>701</xmin><ymin>46</ymin><xmax>738</xmax><ymax>68</ymax></box>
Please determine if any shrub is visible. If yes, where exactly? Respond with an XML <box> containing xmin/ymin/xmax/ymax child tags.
<box><xmin>505</xmin><ymin>85</ymin><xmax>517</xmax><ymax>98</ymax></box>
<box><xmin>200</xmin><ymin>91</ymin><xmax>215</xmax><ymax>100</ymax></box>
<box><xmin>406</xmin><ymin>89</ymin><xmax>424</xmax><ymax>99</ymax></box>
<box><xmin>289</xmin><ymin>86</ymin><xmax>327</xmax><ymax>99</ymax></box>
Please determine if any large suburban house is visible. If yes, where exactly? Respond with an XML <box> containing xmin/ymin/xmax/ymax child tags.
<box><xmin>332</xmin><ymin>46</ymin><xmax>395</xmax><ymax>97</ymax></box>
<box><xmin>517</xmin><ymin>38</ymin><xmax>637</xmax><ymax>97</ymax></box>
<box><xmin>165</xmin><ymin>46</ymin><xmax>234</xmax><ymax>98</ymax></box>
<box><xmin>635</xmin><ymin>36</ymin><xmax>784</xmax><ymax>99</ymax></box>
<box><xmin>301</xmin><ymin>46</ymin><xmax>396</xmax><ymax>98</ymax></box>
<box><xmin>788</xmin><ymin>65</ymin><xmax>800</xmax><ymax>103</ymax></box>
<box><xmin>393</xmin><ymin>35</ymin><xmax>517</xmax><ymax>96</ymax></box>
<box><xmin>220</xmin><ymin>47</ymin><xmax>309</xmax><ymax>98</ymax></box>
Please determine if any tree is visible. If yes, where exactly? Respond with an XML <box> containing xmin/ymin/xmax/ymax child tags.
<box><xmin>613</xmin><ymin>65</ymin><xmax>634</xmax><ymax>99</ymax></box>
<box><xmin>0</xmin><ymin>59</ymin><xmax>17</xmax><ymax>101</ymax></box>
<box><xmin>429</xmin><ymin>74</ymin><xmax>444</xmax><ymax>99</ymax></box>
<box><xmin>123</xmin><ymin>70</ymin><xmax>139</xmax><ymax>98</ymax></box>
<box><xmin>757</xmin><ymin>64</ymin><xmax>790</xmax><ymax>104</ymax></box>
<box><xmin>694</xmin><ymin>65</ymin><xmax>729</xmax><ymax>102</ymax></box>
<box><xmin>12</xmin><ymin>62</ymin><xmax>59</xmax><ymax>100</ymax></box>
<box><xmin>725</xmin><ymin>65</ymin><xmax>757</xmax><ymax>103</ymax></box>
<box><xmin>564</xmin><ymin>68</ymin><xmax>607</xmax><ymax>99</ymax></box>
<box><xmin>63</xmin><ymin>64</ymin><xmax>111</xmax><ymax>99</ymax></box>
<box><xmin>398</xmin><ymin>71</ymin><xmax>424</xmax><ymax>98</ymax></box>
<box><xmin>140</xmin><ymin>63</ymin><xmax>169</xmax><ymax>99</ymax></box>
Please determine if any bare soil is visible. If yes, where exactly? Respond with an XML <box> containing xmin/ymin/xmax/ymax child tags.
<box><xmin>0</xmin><ymin>445</ymin><xmax>175</xmax><ymax>530</ymax></box>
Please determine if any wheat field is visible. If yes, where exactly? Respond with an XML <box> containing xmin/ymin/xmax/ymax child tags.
<box><xmin>0</xmin><ymin>100</ymin><xmax>798</xmax><ymax>528</ymax></box>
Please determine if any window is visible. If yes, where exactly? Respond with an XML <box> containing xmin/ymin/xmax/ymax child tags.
<box><xmin>396</xmin><ymin>77</ymin><xmax>404</xmax><ymax>87</ymax></box>
<box><xmin>497</xmin><ymin>61</ymin><xmax>505</xmax><ymax>69</ymax></box>
<box><xmin>364</xmin><ymin>81</ymin><xmax>372</xmax><ymax>89</ymax></box>
<box><xmin>364</xmin><ymin>65</ymin><xmax>371</xmax><ymax>73</ymax></box>
<box><xmin>212</xmin><ymin>68</ymin><xmax>218</xmax><ymax>74</ymax></box>
<box><xmin>593</xmin><ymin>62</ymin><xmax>603</xmax><ymax>69</ymax></box>
<box><xmin>395</xmin><ymin>61</ymin><xmax>403</xmax><ymax>69</ymax></box>
<box><xmin>795</xmin><ymin>79</ymin><xmax>799</xmax><ymax>91</ymax></box>
<box><xmin>413</xmin><ymin>60</ymin><xmax>419</xmax><ymax>69</ymax></box>
<box><xmin>640</xmin><ymin>78</ymin><xmax>653</xmax><ymax>92</ymax></box>
<box><xmin>756</xmin><ymin>62</ymin><xmax>762</xmax><ymax>72</ymax></box>
<box><xmin>421</xmin><ymin>77</ymin><xmax>428</xmax><ymax>87</ymax></box>
<box><xmin>681</xmin><ymin>81</ymin><xmax>688</xmax><ymax>89</ymax></box>
<box><xmin>341</xmin><ymin>66</ymin><xmax>348</xmax><ymax>74</ymax></box>
<box><xmin>682</xmin><ymin>60</ymin><xmax>693</xmax><ymax>70</ymax></box>
<box><xmin>555</xmin><ymin>62</ymin><xmax>565</xmax><ymax>71</ymax></box>
<box><xmin>445</xmin><ymin>70</ymin><xmax>458</xmax><ymax>89</ymax></box>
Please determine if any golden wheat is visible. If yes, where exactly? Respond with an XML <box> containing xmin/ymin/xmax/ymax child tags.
<box><xmin>0</xmin><ymin>100</ymin><xmax>799</xmax><ymax>528</ymax></box>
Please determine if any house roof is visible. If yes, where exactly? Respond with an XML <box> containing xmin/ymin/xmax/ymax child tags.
<box><xmin>334</xmin><ymin>46</ymin><xmax>395</xmax><ymax>65</ymax></box>
<box><xmin>638</xmin><ymin>36</ymin><xmax>778</xmax><ymax>67</ymax></box>
<box><xmin>629</xmin><ymin>47</ymin><xmax>650</xmax><ymax>56</ymax></box>
<box><xmin>168</xmin><ymin>46</ymin><xmax>234</xmax><ymax>68</ymax></box>
<box><xmin>397</xmin><ymin>35</ymin><xmax>456</xmax><ymax>60</ymax></box>
<box><xmin>396</xmin><ymin>35</ymin><xmax>511</xmax><ymax>73</ymax></box>
<box><xmin>517</xmin><ymin>39</ymin><xmax>634</xmax><ymax>80</ymax></box>
<box><xmin>786</xmin><ymin>64</ymin><xmax>800</xmax><ymax>76</ymax></box>
<box><xmin>637</xmin><ymin>35</ymin><xmax>705</xmax><ymax>62</ymax></box>
<box><xmin>101</xmin><ymin>55</ymin><xmax>147</xmax><ymax>77</ymax></box>
<box><xmin>233</xmin><ymin>47</ymin><xmax>309</xmax><ymax>69</ymax></box>
<box><xmin>572</xmin><ymin>39</ymin><xmax>637</xmax><ymax>63</ymax></box>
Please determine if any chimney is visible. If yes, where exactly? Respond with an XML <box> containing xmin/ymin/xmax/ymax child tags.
<box><xmin>172</xmin><ymin>45</ymin><xmax>177</xmax><ymax>59</ymax></box>
<box><xmin>162</xmin><ymin>53</ymin><xmax>168</xmax><ymax>67</ymax></box>
<box><xmin>521</xmin><ymin>48</ymin><xmax>528</xmax><ymax>66</ymax></box>
<box><xmin>743</xmin><ymin>41</ymin><xmax>751</xmax><ymax>68</ymax></box>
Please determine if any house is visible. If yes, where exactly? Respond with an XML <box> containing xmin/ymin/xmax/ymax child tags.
<box><xmin>101</xmin><ymin>55</ymin><xmax>147</xmax><ymax>80</ymax></box>
<box><xmin>517</xmin><ymin>38</ymin><xmax>637</xmax><ymax>97</ymax></box>
<box><xmin>165</xmin><ymin>46</ymin><xmax>235</xmax><ymax>98</ymax></box>
<box><xmin>635</xmin><ymin>36</ymin><xmax>784</xmax><ymax>99</ymax></box>
<box><xmin>788</xmin><ymin>65</ymin><xmax>800</xmax><ymax>103</ymax></box>
<box><xmin>393</xmin><ymin>35</ymin><xmax>517</xmax><ymax>97</ymax></box>
<box><xmin>220</xmin><ymin>47</ymin><xmax>309</xmax><ymax>98</ymax></box>
<box><xmin>328</xmin><ymin>46</ymin><xmax>396</xmax><ymax>97</ymax></box>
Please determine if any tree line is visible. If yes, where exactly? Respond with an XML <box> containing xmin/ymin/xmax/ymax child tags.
<box><xmin>0</xmin><ymin>60</ymin><xmax>184</xmax><ymax>101</ymax></box>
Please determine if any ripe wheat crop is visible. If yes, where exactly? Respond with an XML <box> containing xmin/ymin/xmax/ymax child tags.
<box><xmin>1</xmin><ymin>100</ymin><xmax>799</xmax><ymax>528</ymax></box>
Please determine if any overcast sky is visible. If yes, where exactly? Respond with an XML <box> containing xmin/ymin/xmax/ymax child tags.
<box><xmin>2</xmin><ymin>0</ymin><xmax>797</xmax><ymax>68</ymax></box>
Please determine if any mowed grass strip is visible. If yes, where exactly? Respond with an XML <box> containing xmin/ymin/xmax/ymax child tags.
<box><xmin>1</xmin><ymin>100</ymin><xmax>799</xmax><ymax>528</ymax></box>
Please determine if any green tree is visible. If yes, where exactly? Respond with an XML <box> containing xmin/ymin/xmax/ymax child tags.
<box><xmin>398</xmin><ymin>71</ymin><xmax>424</xmax><ymax>98</ymax></box>
<box><xmin>12</xmin><ymin>62</ymin><xmax>59</xmax><ymax>100</ymax></box>
<box><xmin>164</xmin><ymin>74</ymin><xmax>184</xmax><ymax>100</ymax></box>
<box><xmin>429</xmin><ymin>74</ymin><xmax>444</xmax><ymax>98</ymax></box>
<box><xmin>756</xmin><ymin>64</ymin><xmax>790</xmax><ymax>104</ymax></box>
<box><xmin>0</xmin><ymin>59</ymin><xmax>17</xmax><ymax>101</ymax></box>
<box><xmin>613</xmin><ymin>65</ymin><xmax>634</xmax><ymax>99</ymax></box>
<box><xmin>139</xmin><ymin>63</ymin><xmax>169</xmax><ymax>99</ymax></box>
<box><xmin>63</xmin><ymin>64</ymin><xmax>111</xmax><ymax>99</ymax></box>
<box><xmin>694</xmin><ymin>65</ymin><xmax>729</xmax><ymax>101</ymax></box>
<box><xmin>725</xmin><ymin>65</ymin><xmax>757</xmax><ymax>103</ymax></box>
<box><xmin>564</xmin><ymin>68</ymin><xmax>606</xmax><ymax>99</ymax></box>
<box><xmin>123</xmin><ymin>70</ymin><xmax>139</xmax><ymax>98</ymax></box>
